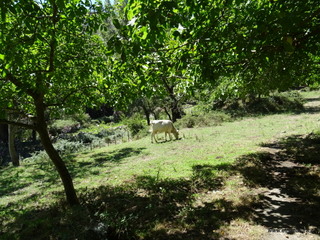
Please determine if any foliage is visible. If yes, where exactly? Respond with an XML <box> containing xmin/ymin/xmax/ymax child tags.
<box><xmin>120</xmin><ymin>0</ymin><xmax>320</xmax><ymax>103</ymax></box>
<box><xmin>123</xmin><ymin>116</ymin><xmax>148</xmax><ymax>137</ymax></box>
<box><xmin>176</xmin><ymin>111</ymin><xmax>231</xmax><ymax>129</ymax></box>
<box><xmin>0</xmin><ymin>0</ymin><xmax>112</xmax><ymax>205</ymax></box>
<box><xmin>49</xmin><ymin>119</ymin><xmax>80</xmax><ymax>136</ymax></box>
<box><xmin>97</xmin><ymin>0</ymin><xmax>320</xmax><ymax>124</ymax></box>
<box><xmin>0</xmin><ymin>0</ymin><xmax>110</xmax><ymax>119</ymax></box>
<box><xmin>214</xmin><ymin>91</ymin><xmax>305</xmax><ymax>115</ymax></box>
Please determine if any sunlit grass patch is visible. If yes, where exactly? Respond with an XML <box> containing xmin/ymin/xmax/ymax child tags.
<box><xmin>215</xmin><ymin>219</ymin><xmax>267</xmax><ymax>240</ymax></box>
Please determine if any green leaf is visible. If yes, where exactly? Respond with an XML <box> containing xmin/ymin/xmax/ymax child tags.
<box><xmin>139</xmin><ymin>26</ymin><xmax>148</xmax><ymax>39</ymax></box>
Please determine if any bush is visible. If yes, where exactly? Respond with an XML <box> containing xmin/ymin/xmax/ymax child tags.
<box><xmin>71</xmin><ymin>113</ymin><xmax>91</xmax><ymax>125</ymax></box>
<box><xmin>212</xmin><ymin>91</ymin><xmax>305</xmax><ymax>115</ymax></box>
<box><xmin>246</xmin><ymin>91</ymin><xmax>305</xmax><ymax>113</ymax></box>
<box><xmin>53</xmin><ymin>139</ymin><xmax>85</xmax><ymax>155</ymax></box>
<box><xmin>49</xmin><ymin>119</ymin><xmax>80</xmax><ymax>136</ymax></box>
<box><xmin>25</xmin><ymin>150</ymin><xmax>51</xmax><ymax>163</ymax></box>
<box><xmin>123</xmin><ymin>118</ymin><xmax>146</xmax><ymax>137</ymax></box>
<box><xmin>176</xmin><ymin>111</ymin><xmax>231</xmax><ymax>128</ymax></box>
<box><xmin>74</xmin><ymin>132</ymin><xmax>99</xmax><ymax>144</ymax></box>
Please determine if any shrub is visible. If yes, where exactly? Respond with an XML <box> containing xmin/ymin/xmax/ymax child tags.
<box><xmin>53</xmin><ymin>139</ymin><xmax>85</xmax><ymax>155</ymax></box>
<box><xmin>176</xmin><ymin>111</ymin><xmax>231</xmax><ymax>128</ymax></box>
<box><xmin>71</xmin><ymin>113</ymin><xmax>91</xmax><ymax>125</ymax></box>
<box><xmin>212</xmin><ymin>91</ymin><xmax>305</xmax><ymax>115</ymax></box>
<box><xmin>177</xmin><ymin>115</ymin><xmax>197</xmax><ymax>128</ymax></box>
<box><xmin>25</xmin><ymin>150</ymin><xmax>51</xmax><ymax>163</ymax></box>
<box><xmin>246</xmin><ymin>91</ymin><xmax>305</xmax><ymax>113</ymax></box>
<box><xmin>49</xmin><ymin>119</ymin><xmax>80</xmax><ymax>136</ymax></box>
<box><xmin>75</xmin><ymin>132</ymin><xmax>99</xmax><ymax>144</ymax></box>
<box><xmin>123</xmin><ymin>118</ymin><xmax>146</xmax><ymax>137</ymax></box>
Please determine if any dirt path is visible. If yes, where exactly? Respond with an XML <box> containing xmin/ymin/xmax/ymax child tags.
<box><xmin>254</xmin><ymin>157</ymin><xmax>319</xmax><ymax>239</ymax></box>
<box><xmin>253</xmin><ymin>98</ymin><xmax>320</xmax><ymax>240</ymax></box>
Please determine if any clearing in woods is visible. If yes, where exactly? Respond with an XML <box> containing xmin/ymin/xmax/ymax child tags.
<box><xmin>0</xmin><ymin>91</ymin><xmax>320</xmax><ymax>240</ymax></box>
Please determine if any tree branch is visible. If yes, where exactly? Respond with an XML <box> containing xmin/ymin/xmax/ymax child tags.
<box><xmin>48</xmin><ymin>0</ymin><xmax>59</xmax><ymax>73</ymax></box>
<box><xmin>6</xmin><ymin>73</ymin><xmax>38</xmax><ymax>98</ymax></box>
<box><xmin>0</xmin><ymin>119</ymin><xmax>36</xmax><ymax>130</ymax></box>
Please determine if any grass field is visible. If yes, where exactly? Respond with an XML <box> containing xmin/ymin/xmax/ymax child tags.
<box><xmin>1</xmin><ymin>91</ymin><xmax>320</xmax><ymax>239</ymax></box>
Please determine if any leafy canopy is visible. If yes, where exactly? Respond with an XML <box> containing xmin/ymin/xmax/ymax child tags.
<box><xmin>122</xmin><ymin>0</ymin><xmax>320</xmax><ymax>100</ymax></box>
<box><xmin>0</xmin><ymin>0</ymin><xmax>110</xmax><ymax>120</ymax></box>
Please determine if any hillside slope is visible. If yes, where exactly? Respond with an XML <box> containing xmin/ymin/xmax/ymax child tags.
<box><xmin>1</xmin><ymin>91</ymin><xmax>320</xmax><ymax>240</ymax></box>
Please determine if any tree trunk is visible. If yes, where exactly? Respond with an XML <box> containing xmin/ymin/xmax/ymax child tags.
<box><xmin>8</xmin><ymin>124</ymin><xmax>19</xmax><ymax>166</ymax></box>
<box><xmin>164</xmin><ymin>107</ymin><xmax>172</xmax><ymax>121</ymax></box>
<box><xmin>141</xmin><ymin>104</ymin><xmax>151</xmax><ymax>125</ymax></box>
<box><xmin>160</xmin><ymin>77</ymin><xmax>183</xmax><ymax>122</ymax></box>
<box><xmin>34</xmin><ymin>95</ymin><xmax>79</xmax><ymax>206</ymax></box>
<box><xmin>37</xmin><ymin>123</ymin><xmax>79</xmax><ymax>206</ymax></box>
<box><xmin>171</xmin><ymin>100</ymin><xmax>182</xmax><ymax>123</ymax></box>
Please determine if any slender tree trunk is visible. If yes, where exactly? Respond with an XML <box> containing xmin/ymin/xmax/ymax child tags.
<box><xmin>34</xmin><ymin>95</ymin><xmax>79</xmax><ymax>206</ymax></box>
<box><xmin>37</xmin><ymin>123</ymin><xmax>79</xmax><ymax>205</ymax></box>
<box><xmin>171</xmin><ymin>100</ymin><xmax>182</xmax><ymax>123</ymax></box>
<box><xmin>164</xmin><ymin>107</ymin><xmax>172</xmax><ymax>121</ymax></box>
<box><xmin>8</xmin><ymin>124</ymin><xmax>19</xmax><ymax>166</ymax></box>
<box><xmin>141</xmin><ymin>104</ymin><xmax>151</xmax><ymax>125</ymax></box>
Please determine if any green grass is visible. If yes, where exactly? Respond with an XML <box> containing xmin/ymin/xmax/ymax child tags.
<box><xmin>1</xmin><ymin>90</ymin><xmax>320</xmax><ymax>239</ymax></box>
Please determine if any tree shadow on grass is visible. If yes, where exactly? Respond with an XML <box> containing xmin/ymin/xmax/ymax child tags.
<box><xmin>0</xmin><ymin>162</ymin><xmax>60</xmax><ymax>199</ymax></box>
<box><xmin>91</xmin><ymin>147</ymin><xmax>145</xmax><ymax>164</ymax></box>
<box><xmin>1</xmin><ymin>162</ymin><xmax>246</xmax><ymax>240</ymax></box>
<box><xmin>302</xmin><ymin>97</ymin><xmax>320</xmax><ymax>114</ymax></box>
<box><xmin>1</xmin><ymin>135</ymin><xmax>320</xmax><ymax>239</ymax></box>
<box><xmin>67</xmin><ymin>147</ymin><xmax>146</xmax><ymax>180</ymax></box>
<box><xmin>236</xmin><ymin>133</ymin><xmax>320</xmax><ymax>234</ymax></box>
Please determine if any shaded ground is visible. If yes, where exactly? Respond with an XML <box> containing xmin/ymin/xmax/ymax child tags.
<box><xmin>239</xmin><ymin>133</ymin><xmax>320</xmax><ymax>239</ymax></box>
<box><xmin>252</xmin><ymin>97</ymin><xmax>320</xmax><ymax>240</ymax></box>
<box><xmin>2</xmin><ymin>133</ymin><xmax>319</xmax><ymax>240</ymax></box>
<box><xmin>1</xmin><ymin>95</ymin><xmax>320</xmax><ymax>240</ymax></box>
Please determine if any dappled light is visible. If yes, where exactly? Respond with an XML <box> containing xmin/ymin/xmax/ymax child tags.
<box><xmin>238</xmin><ymin>134</ymin><xmax>320</xmax><ymax>234</ymax></box>
<box><xmin>303</xmin><ymin>97</ymin><xmax>320</xmax><ymax>114</ymax></box>
<box><xmin>2</xmin><ymin>95</ymin><xmax>320</xmax><ymax>239</ymax></box>
<box><xmin>1</xmin><ymin>0</ymin><xmax>320</xmax><ymax>238</ymax></box>
<box><xmin>92</xmin><ymin>147</ymin><xmax>145</xmax><ymax>164</ymax></box>
<box><xmin>1</xmin><ymin>132</ymin><xmax>320</xmax><ymax>239</ymax></box>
